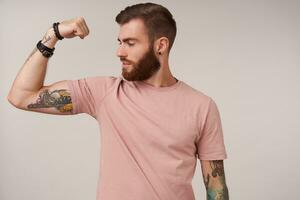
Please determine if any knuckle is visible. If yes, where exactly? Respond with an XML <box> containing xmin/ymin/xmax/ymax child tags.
<box><xmin>78</xmin><ymin>16</ymin><xmax>84</xmax><ymax>22</ymax></box>
<box><xmin>75</xmin><ymin>18</ymin><xmax>81</xmax><ymax>24</ymax></box>
<box><xmin>75</xmin><ymin>21</ymin><xmax>81</xmax><ymax>27</ymax></box>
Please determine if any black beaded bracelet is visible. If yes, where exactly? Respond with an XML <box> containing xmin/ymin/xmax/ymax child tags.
<box><xmin>53</xmin><ymin>22</ymin><xmax>64</xmax><ymax>40</ymax></box>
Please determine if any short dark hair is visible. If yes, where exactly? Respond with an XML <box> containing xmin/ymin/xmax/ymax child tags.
<box><xmin>115</xmin><ymin>2</ymin><xmax>177</xmax><ymax>53</ymax></box>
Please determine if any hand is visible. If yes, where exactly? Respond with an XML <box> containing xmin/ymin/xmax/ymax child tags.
<box><xmin>54</xmin><ymin>17</ymin><xmax>90</xmax><ymax>40</ymax></box>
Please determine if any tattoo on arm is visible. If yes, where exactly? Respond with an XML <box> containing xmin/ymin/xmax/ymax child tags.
<box><xmin>27</xmin><ymin>89</ymin><xmax>73</xmax><ymax>113</ymax></box>
<box><xmin>41</xmin><ymin>34</ymin><xmax>52</xmax><ymax>44</ymax></box>
<box><xmin>207</xmin><ymin>187</ymin><xmax>229</xmax><ymax>200</ymax></box>
<box><xmin>210</xmin><ymin>160</ymin><xmax>225</xmax><ymax>177</ymax></box>
<box><xmin>203</xmin><ymin>160</ymin><xmax>229</xmax><ymax>200</ymax></box>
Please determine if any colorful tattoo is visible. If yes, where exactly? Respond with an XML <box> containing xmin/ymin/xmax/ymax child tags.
<box><xmin>205</xmin><ymin>160</ymin><xmax>229</xmax><ymax>199</ymax></box>
<box><xmin>27</xmin><ymin>89</ymin><xmax>73</xmax><ymax>112</ymax></box>
<box><xmin>207</xmin><ymin>187</ymin><xmax>229</xmax><ymax>200</ymax></box>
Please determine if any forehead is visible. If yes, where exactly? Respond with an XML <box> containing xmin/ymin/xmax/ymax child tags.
<box><xmin>117</xmin><ymin>18</ymin><xmax>149</xmax><ymax>42</ymax></box>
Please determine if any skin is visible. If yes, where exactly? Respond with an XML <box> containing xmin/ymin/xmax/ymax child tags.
<box><xmin>116</xmin><ymin>18</ymin><xmax>178</xmax><ymax>86</ymax></box>
<box><xmin>23</xmin><ymin>32</ymin><xmax>54</xmax><ymax>66</ymax></box>
<box><xmin>201</xmin><ymin>160</ymin><xmax>229</xmax><ymax>200</ymax></box>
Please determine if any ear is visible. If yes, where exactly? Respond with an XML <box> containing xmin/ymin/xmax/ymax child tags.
<box><xmin>155</xmin><ymin>37</ymin><xmax>169</xmax><ymax>55</ymax></box>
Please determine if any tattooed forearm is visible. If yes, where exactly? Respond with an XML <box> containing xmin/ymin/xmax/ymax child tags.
<box><xmin>202</xmin><ymin>160</ymin><xmax>229</xmax><ymax>200</ymax></box>
<box><xmin>27</xmin><ymin>89</ymin><xmax>73</xmax><ymax>112</ymax></box>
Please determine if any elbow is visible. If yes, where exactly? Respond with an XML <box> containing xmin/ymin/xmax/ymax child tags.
<box><xmin>7</xmin><ymin>93</ymin><xmax>21</xmax><ymax>108</ymax></box>
<box><xmin>7</xmin><ymin>95</ymin><xmax>18</xmax><ymax>108</ymax></box>
<box><xmin>7</xmin><ymin>88</ymin><xmax>33</xmax><ymax>109</ymax></box>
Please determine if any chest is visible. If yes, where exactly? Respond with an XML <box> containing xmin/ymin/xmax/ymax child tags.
<box><xmin>99</xmin><ymin>89</ymin><xmax>200</xmax><ymax>157</ymax></box>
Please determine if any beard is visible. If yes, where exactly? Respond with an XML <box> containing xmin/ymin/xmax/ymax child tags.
<box><xmin>121</xmin><ymin>44</ymin><xmax>161</xmax><ymax>81</ymax></box>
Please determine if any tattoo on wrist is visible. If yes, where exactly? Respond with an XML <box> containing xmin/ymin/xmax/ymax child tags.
<box><xmin>42</xmin><ymin>35</ymin><xmax>52</xmax><ymax>44</ymax></box>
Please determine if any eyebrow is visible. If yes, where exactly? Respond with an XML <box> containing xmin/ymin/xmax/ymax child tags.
<box><xmin>117</xmin><ymin>37</ymin><xmax>139</xmax><ymax>43</ymax></box>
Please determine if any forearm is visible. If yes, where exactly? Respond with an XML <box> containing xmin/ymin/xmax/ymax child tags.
<box><xmin>205</xmin><ymin>170</ymin><xmax>229</xmax><ymax>200</ymax></box>
<box><xmin>201</xmin><ymin>160</ymin><xmax>229</xmax><ymax>200</ymax></box>
<box><xmin>7</xmin><ymin>27</ymin><xmax>58</xmax><ymax>104</ymax></box>
<box><xmin>8</xmin><ymin>17</ymin><xmax>90</xmax><ymax>106</ymax></box>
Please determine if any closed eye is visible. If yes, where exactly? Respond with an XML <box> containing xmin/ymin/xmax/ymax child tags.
<box><xmin>128</xmin><ymin>43</ymin><xmax>135</xmax><ymax>46</ymax></box>
<box><xmin>118</xmin><ymin>42</ymin><xmax>135</xmax><ymax>47</ymax></box>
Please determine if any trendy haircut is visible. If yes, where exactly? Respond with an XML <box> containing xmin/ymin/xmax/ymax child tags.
<box><xmin>115</xmin><ymin>2</ymin><xmax>177</xmax><ymax>54</ymax></box>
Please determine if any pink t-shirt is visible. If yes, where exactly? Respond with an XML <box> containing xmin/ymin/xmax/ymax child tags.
<box><xmin>67</xmin><ymin>75</ymin><xmax>227</xmax><ymax>200</ymax></box>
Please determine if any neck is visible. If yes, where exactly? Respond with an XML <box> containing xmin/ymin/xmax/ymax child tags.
<box><xmin>142</xmin><ymin>59</ymin><xmax>177</xmax><ymax>87</ymax></box>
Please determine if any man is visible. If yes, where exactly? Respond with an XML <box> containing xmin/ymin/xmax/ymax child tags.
<box><xmin>7</xmin><ymin>2</ymin><xmax>229</xmax><ymax>200</ymax></box>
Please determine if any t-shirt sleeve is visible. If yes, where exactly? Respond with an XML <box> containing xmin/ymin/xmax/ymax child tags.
<box><xmin>66</xmin><ymin>76</ymin><xmax>115</xmax><ymax>119</ymax></box>
<box><xmin>196</xmin><ymin>98</ymin><xmax>228</xmax><ymax>160</ymax></box>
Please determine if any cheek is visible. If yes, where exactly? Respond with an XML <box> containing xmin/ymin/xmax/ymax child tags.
<box><xmin>129</xmin><ymin>48</ymin><xmax>146</xmax><ymax>62</ymax></box>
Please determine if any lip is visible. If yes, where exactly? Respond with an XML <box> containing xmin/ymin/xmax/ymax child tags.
<box><xmin>122</xmin><ymin>62</ymin><xmax>131</xmax><ymax>67</ymax></box>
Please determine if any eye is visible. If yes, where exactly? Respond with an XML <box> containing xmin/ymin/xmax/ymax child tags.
<box><xmin>128</xmin><ymin>43</ymin><xmax>135</xmax><ymax>46</ymax></box>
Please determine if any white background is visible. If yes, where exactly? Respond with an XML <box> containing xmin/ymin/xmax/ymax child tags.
<box><xmin>1</xmin><ymin>0</ymin><xmax>300</xmax><ymax>199</ymax></box>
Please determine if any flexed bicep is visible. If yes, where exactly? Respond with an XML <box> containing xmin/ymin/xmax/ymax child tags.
<box><xmin>8</xmin><ymin>80</ymin><xmax>74</xmax><ymax>115</ymax></box>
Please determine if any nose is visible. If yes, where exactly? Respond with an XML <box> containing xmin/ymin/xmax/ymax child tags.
<box><xmin>116</xmin><ymin>44</ymin><xmax>128</xmax><ymax>58</ymax></box>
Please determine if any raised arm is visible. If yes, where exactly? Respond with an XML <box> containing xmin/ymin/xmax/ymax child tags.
<box><xmin>200</xmin><ymin>160</ymin><xmax>229</xmax><ymax>200</ymax></box>
<box><xmin>7</xmin><ymin>17</ymin><xmax>90</xmax><ymax>115</ymax></box>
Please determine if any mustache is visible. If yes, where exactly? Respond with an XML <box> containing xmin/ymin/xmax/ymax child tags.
<box><xmin>120</xmin><ymin>58</ymin><xmax>133</xmax><ymax>63</ymax></box>
<box><xmin>121</xmin><ymin>60</ymin><xmax>135</xmax><ymax>66</ymax></box>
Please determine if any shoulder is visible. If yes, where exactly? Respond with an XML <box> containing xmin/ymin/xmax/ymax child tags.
<box><xmin>179</xmin><ymin>81</ymin><xmax>212</xmax><ymax>105</ymax></box>
<box><xmin>85</xmin><ymin>75</ymin><xmax>119</xmax><ymax>83</ymax></box>
<box><xmin>83</xmin><ymin>75</ymin><xmax>121</xmax><ymax>89</ymax></box>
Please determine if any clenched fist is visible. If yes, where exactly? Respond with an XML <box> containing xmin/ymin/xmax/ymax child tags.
<box><xmin>52</xmin><ymin>17</ymin><xmax>90</xmax><ymax>40</ymax></box>
<box><xmin>41</xmin><ymin>17</ymin><xmax>90</xmax><ymax>48</ymax></box>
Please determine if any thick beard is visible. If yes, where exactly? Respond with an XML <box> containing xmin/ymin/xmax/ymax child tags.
<box><xmin>122</xmin><ymin>44</ymin><xmax>160</xmax><ymax>81</ymax></box>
